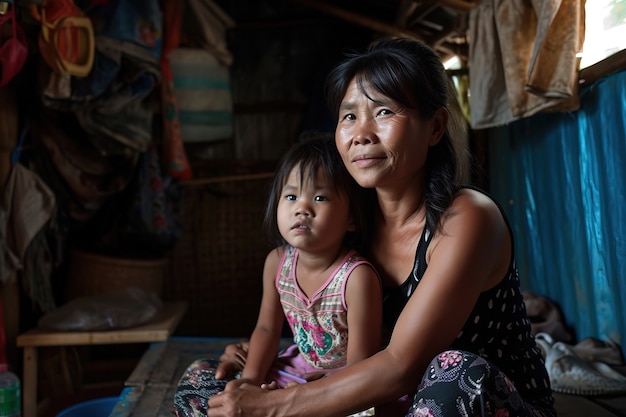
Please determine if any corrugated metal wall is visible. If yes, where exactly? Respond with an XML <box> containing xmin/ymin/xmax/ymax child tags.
<box><xmin>487</xmin><ymin>69</ymin><xmax>626</xmax><ymax>352</ymax></box>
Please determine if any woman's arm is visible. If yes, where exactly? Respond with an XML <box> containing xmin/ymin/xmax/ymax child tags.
<box><xmin>240</xmin><ymin>249</ymin><xmax>285</xmax><ymax>385</ymax></box>
<box><xmin>208</xmin><ymin>190</ymin><xmax>510</xmax><ymax>416</ymax></box>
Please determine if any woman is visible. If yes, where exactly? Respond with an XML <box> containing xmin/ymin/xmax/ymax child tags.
<box><xmin>206</xmin><ymin>38</ymin><xmax>555</xmax><ymax>417</ymax></box>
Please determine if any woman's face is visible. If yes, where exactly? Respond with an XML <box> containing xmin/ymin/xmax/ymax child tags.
<box><xmin>335</xmin><ymin>78</ymin><xmax>445</xmax><ymax>190</ymax></box>
<box><xmin>276</xmin><ymin>164</ymin><xmax>355</xmax><ymax>254</ymax></box>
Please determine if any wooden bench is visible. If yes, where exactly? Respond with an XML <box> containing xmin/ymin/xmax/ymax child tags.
<box><xmin>16</xmin><ymin>301</ymin><xmax>187</xmax><ymax>417</ymax></box>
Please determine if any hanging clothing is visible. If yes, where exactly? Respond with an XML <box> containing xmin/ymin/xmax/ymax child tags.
<box><xmin>0</xmin><ymin>163</ymin><xmax>57</xmax><ymax>311</ymax></box>
<box><xmin>0</xmin><ymin>163</ymin><xmax>55</xmax><ymax>282</ymax></box>
<box><xmin>468</xmin><ymin>0</ymin><xmax>585</xmax><ymax>129</ymax></box>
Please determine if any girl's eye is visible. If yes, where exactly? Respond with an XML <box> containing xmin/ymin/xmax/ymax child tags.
<box><xmin>285</xmin><ymin>194</ymin><xmax>296</xmax><ymax>201</ymax></box>
<box><xmin>314</xmin><ymin>195</ymin><xmax>328</xmax><ymax>202</ymax></box>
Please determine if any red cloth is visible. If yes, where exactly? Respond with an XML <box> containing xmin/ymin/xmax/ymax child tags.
<box><xmin>159</xmin><ymin>0</ymin><xmax>192</xmax><ymax>180</ymax></box>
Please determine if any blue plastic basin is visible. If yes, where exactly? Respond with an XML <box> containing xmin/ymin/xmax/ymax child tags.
<box><xmin>56</xmin><ymin>397</ymin><xmax>118</xmax><ymax>417</ymax></box>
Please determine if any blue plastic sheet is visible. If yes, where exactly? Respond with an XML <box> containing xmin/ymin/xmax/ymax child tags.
<box><xmin>488</xmin><ymin>69</ymin><xmax>626</xmax><ymax>352</ymax></box>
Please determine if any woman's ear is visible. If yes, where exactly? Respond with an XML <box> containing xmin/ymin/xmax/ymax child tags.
<box><xmin>429</xmin><ymin>107</ymin><xmax>449</xmax><ymax>147</ymax></box>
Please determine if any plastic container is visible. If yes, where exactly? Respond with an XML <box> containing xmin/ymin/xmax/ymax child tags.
<box><xmin>0</xmin><ymin>363</ymin><xmax>20</xmax><ymax>417</ymax></box>
<box><xmin>56</xmin><ymin>397</ymin><xmax>118</xmax><ymax>417</ymax></box>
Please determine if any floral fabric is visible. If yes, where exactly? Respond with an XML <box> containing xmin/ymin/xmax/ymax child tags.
<box><xmin>408</xmin><ymin>350</ymin><xmax>555</xmax><ymax>417</ymax></box>
<box><xmin>174</xmin><ymin>358</ymin><xmax>230</xmax><ymax>417</ymax></box>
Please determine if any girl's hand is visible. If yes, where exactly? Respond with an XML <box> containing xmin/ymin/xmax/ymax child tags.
<box><xmin>215</xmin><ymin>342</ymin><xmax>249</xmax><ymax>380</ymax></box>
<box><xmin>260</xmin><ymin>381</ymin><xmax>280</xmax><ymax>390</ymax></box>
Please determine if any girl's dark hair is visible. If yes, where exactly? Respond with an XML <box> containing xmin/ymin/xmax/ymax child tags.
<box><xmin>324</xmin><ymin>38</ymin><xmax>470</xmax><ymax>234</ymax></box>
<box><xmin>264</xmin><ymin>132</ymin><xmax>370</xmax><ymax>253</ymax></box>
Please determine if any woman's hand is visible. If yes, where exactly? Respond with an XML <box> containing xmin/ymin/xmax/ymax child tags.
<box><xmin>224</xmin><ymin>377</ymin><xmax>254</xmax><ymax>390</ymax></box>
<box><xmin>215</xmin><ymin>342</ymin><xmax>249</xmax><ymax>380</ymax></box>
<box><xmin>207</xmin><ymin>381</ymin><xmax>271</xmax><ymax>417</ymax></box>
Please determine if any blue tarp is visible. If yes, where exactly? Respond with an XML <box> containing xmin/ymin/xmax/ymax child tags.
<box><xmin>488</xmin><ymin>69</ymin><xmax>626</xmax><ymax>352</ymax></box>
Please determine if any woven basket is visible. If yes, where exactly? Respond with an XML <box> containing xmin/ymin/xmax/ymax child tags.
<box><xmin>66</xmin><ymin>250</ymin><xmax>167</xmax><ymax>299</ymax></box>
<box><xmin>166</xmin><ymin>163</ymin><xmax>275</xmax><ymax>337</ymax></box>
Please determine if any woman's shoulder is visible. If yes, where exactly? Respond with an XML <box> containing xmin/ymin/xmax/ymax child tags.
<box><xmin>455</xmin><ymin>186</ymin><xmax>498</xmax><ymax>204</ymax></box>
<box><xmin>441</xmin><ymin>186</ymin><xmax>509</xmax><ymax>242</ymax></box>
<box><xmin>444</xmin><ymin>186</ymin><xmax>513</xmax><ymax>282</ymax></box>
<box><xmin>450</xmin><ymin>187</ymin><xmax>502</xmax><ymax>217</ymax></box>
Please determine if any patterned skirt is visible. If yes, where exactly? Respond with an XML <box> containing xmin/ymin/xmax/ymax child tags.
<box><xmin>174</xmin><ymin>350</ymin><xmax>556</xmax><ymax>417</ymax></box>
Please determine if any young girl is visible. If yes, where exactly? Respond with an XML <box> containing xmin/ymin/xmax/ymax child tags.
<box><xmin>174</xmin><ymin>133</ymin><xmax>382</xmax><ymax>416</ymax></box>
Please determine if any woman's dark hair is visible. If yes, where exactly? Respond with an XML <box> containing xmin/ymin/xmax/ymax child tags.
<box><xmin>324</xmin><ymin>38</ymin><xmax>470</xmax><ymax>234</ymax></box>
<box><xmin>264</xmin><ymin>132</ymin><xmax>370</xmax><ymax>253</ymax></box>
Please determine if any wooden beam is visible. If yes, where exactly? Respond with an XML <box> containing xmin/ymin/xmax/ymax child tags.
<box><xmin>181</xmin><ymin>172</ymin><xmax>274</xmax><ymax>187</ymax></box>
<box><xmin>429</xmin><ymin>17</ymin><xmax>462</xmax><ymax>47</ymax></box>
<box><xmin>438</xmin><ymin>0</ymin><xmax>477</xmax><ymax>13</ymax></box>
<box><xmin>436</xmin><ymin>41</ymin><xmax>468</xmax><ymax>62</ymax></box>
<box><xmin>293</xmin><ymin>0</ymin><xmax>428</xmax><ymax>43</ymax></box>
<box><xmin>397</xmin><ymin>0</ymin><xmax>439</xmax><ymax>29</ymax></box>
<box><xmin>578</xmin><ymin>49</ymin><xmax>626</xmax><ymax>86</ymax></box>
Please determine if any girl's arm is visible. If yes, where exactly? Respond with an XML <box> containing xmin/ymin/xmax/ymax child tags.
<box><xmin>240</xmin><ymin>248</ymin><xmax>285</xmax><ymax>385</ymax></box>
<box><xmin>344</xmin><ymin>263</ymin><xmax>383</xmax><ymax>366</ymax></box>
<box><xmin>209</xmin><ymin>190</ymin><xmax>509</xmax><ymax>416</ymax></box>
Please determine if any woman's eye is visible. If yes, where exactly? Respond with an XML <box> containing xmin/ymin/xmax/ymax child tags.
<box><xmin>342</xmin><ymin>113</ymin><xmax>356</xmax><ymax>121</ymax></box>
<box><xmin>378</xmin><ymin>109</ymin><xmax>393</xmax><ymax>116</ymax></box>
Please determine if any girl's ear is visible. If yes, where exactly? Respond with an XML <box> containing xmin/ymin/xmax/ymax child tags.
<box><xmin>429</xmin><ymin>107</ymin><xmax>448</xmax><ymax>147</ymax></box>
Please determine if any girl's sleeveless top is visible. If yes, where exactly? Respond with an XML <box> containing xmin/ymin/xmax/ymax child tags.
<box><xmin>381</xmin><ymin>187</ymin><xmax>555</xmax><ymax>412</ymax></box>
<box><xmin>276</xmin><ymin>246</ymin><xmax>378</xmax><ymax>370</ymax></box>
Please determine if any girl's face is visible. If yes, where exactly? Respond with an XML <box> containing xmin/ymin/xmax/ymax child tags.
<box><xmin>334</xmin><ymin>78</ymin><xmax>446</xmax><ymax>190</ymax></box>
<box><xmin>277</xmin><ymin>164</ymin><xmax>355</xmax><ymax>254</ymax></box>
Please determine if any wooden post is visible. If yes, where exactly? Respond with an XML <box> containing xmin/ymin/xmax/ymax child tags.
<box><xmin>0</xmin><ymin>86</ymin><xmax>20</xmax><ymax>373</ymax></box>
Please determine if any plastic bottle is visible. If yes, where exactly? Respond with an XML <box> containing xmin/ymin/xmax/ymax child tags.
<box><xmin>0</xmin><ymin>363</ymin><xmax>20</xmax><ymax>417</ymax></box>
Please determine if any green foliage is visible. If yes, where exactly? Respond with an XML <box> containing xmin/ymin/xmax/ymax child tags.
<box><xmin>605</xmin><ymin>0</ymin><xmax>626</xmax><ymax>29</ymax></box>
